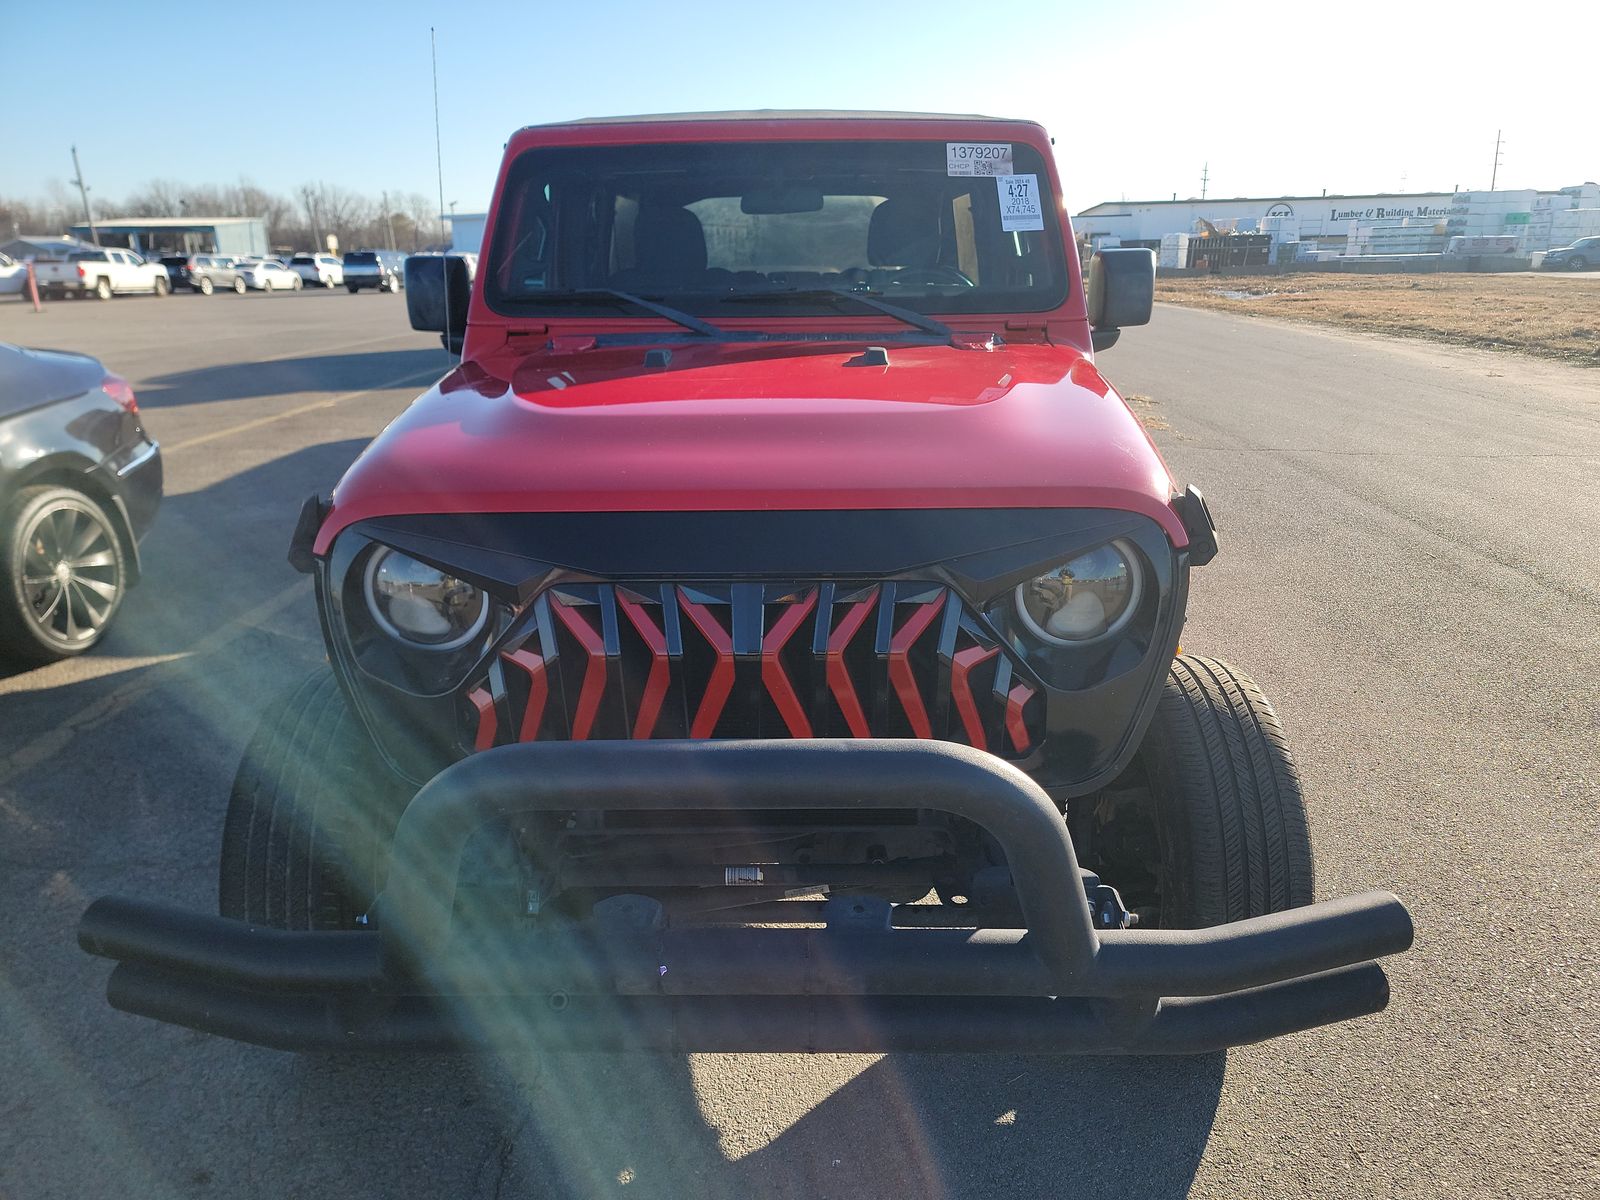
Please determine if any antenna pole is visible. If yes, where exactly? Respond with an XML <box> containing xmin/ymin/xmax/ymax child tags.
<box><xmin>1490</xmin><ymin>129</ymin><xmax>1503</xmax><ymax>191</ymax></box>
<box><xmin>1200</xmin><ymin>162</ymin><xmax>1209</xmax><ymax>201</ymax></box>
<box><xmin>431</xmin><ymin>27</ymin><xmax>453</xmax><ymax>354</ymax></box>
<box><xmin>70</xmin><ymin>145</ymin><xmax>99</xmax><ymax>246</ymax></box>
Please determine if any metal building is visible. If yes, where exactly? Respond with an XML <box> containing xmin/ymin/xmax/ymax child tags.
<box><xmin>446</xmin><ymin>212</ymin><xmax>488</xmax><ymax>256</ymax></box>
<box><xmin>67</xmin><ymin>216</ymin><xmax>269</xmax><ymax>258</ymax></box>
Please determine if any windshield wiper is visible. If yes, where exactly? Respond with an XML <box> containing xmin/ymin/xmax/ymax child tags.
<box><xmin>512</xmin><ymin>288</ymin><xmax>728</xmax><ymax>339</ymax></box>
<box><xmin>721</xmin><ymin>287</ymin><xmax>954</xmax><ymax>342</ymax></box>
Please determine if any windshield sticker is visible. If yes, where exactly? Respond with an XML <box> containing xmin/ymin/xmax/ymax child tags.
<box><xmin>997</xmin><ymin>174</ymin><xmax>1045</xmax><ymax>232</ymax></box>
<box><xmin>947</xmin><ymin>143</ymin><xmax>1013</xmax><ymax>176</ymax></box>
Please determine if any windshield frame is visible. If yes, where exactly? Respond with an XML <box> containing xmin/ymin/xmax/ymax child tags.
<box><xmin>480</xmin><ymin>132</ymin><xmax>1074</xmax><ymax>326</ymax></box>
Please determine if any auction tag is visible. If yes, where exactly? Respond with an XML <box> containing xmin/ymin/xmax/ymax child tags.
<box><xmin>997</xmin><ymin>174</ymin><xmax>1045</xmax><ymax>231</ymax></box>
<box><xmin>947</xmin><ymin>142</ymin><xmax>1013</xmax><ymax>176</ymax></box>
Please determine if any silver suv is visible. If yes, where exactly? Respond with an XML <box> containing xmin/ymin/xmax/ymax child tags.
<box><xmin>342</xmin><ymin>250</ymin><xmax>405</xmax><ymax>293</ymax></box>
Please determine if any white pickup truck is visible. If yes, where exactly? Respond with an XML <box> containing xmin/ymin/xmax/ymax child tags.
<box><xmin>36</xmin><ymin>248</ymin><xmax>170</xmax><ymax>300</ymax></box>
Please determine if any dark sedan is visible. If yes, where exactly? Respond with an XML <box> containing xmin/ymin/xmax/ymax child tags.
<box><xmin>0</xmin><ymin>344</ymin><xmax>162</xmax><ymax>665</ymax></box>
<box><xmin>1541</xmin><ymin>236</ymin><xmax>1599</xmax><ymax>270</ymax></box>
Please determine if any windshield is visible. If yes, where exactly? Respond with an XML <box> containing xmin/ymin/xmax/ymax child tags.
<box><xmin>484</xmin><ymin>139</ymin><xmax>1069</xmax><ymax>318</ymax></box>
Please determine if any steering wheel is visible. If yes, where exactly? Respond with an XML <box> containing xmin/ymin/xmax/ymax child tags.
<box><xmin>887</xmin><ymin>265</ymin><xmax>975</xmax><ymax>288</ymax></box>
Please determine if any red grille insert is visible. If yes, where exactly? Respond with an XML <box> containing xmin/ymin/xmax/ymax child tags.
<box><xmin>463</xmin><ymin>582</ymin><xmax>1042</xmax><ymax>758</ymax></box>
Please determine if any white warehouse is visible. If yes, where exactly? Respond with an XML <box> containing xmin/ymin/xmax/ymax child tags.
<box><xmin>1076</xmin><ymin>183</ymin><xmax>1600</xmax><ymax>258</ymax></box>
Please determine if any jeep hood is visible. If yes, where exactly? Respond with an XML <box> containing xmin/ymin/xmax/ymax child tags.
<box><xmin>317</xmin><ymin>340</ymin><xmax>1184</xmax><ymax>554</ymax></box>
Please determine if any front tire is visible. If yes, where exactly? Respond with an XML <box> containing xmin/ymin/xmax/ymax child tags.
<box><xmin>197</xmin><ymin>276</ymin><xmax>213</xmax><ymax>295</ymax></box>
<box><xmin>152</xmin><ymin>275</ymin><xmax>169</xmax><ymax>297</ymax></box>
<box><xmin>232</xmin><ymin>276</ymin><xmax>246</xmax><ymax>294</ymax></box>
<box><xmin>290</xmin><ymin>274</ymin><xmax>303</xmax><ymax>290</ymax></box>
<box><xmin>1145</xmin><ymin>655</ymin><xmax>1314</xmax><ymax>926</ymax></box>
<box><xmin>1093</xmin><ymin>655</ymin><xmax>1314</xmax><ymax>928</ymax></box>
<box><xmin>0</xmin><ymin>486</ymin><xmax>127</xmax><ymax>666</ymax></box>
<box><xmin>219</xmin><ymin>671</ymin><xmax>409</xmax><ymax>929</ymax></box>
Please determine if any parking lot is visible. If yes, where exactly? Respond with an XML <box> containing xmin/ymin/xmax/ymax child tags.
<box><xmin>1</xmin><ymin>291</ymin><xmax>1596</xmax><ymax>1199</ymax></box>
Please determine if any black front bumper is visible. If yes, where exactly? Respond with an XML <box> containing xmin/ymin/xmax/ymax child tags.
<box><xmin>79</xmin><ymin>740</ymin><xmax>1412</xmax><ymax>1054</ymax></box>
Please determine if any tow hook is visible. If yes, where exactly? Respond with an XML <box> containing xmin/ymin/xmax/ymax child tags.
<box><xmin>1082</xmin><ymin>871</ymin><xmax>1137</xmax><ymax>929</ymax></box>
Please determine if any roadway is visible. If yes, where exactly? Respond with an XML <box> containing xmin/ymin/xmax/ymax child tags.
<box><xmin>0</xmin><ymin>290</ymin><xmax>1594</xmax><ymax>1198</ymax></box>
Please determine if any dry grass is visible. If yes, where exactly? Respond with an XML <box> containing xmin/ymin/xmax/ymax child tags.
<box><xmin>1155</xmin><ymin>272</ymin><xmax>1600</xmax><ymax>366</ymax></box>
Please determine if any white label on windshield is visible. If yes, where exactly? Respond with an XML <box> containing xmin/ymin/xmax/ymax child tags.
<box><xmin>997</xmin><ymin>174</ymin><xmax>1045</xmax><ymax>231</ymax></box>
<box><xmin>947</xmin><ymin>142</ymin><xmax>1013</xmax><ymax>176</ymax></box>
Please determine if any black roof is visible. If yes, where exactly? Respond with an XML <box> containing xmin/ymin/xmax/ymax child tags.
<box><xmin>536</xmin><ymin>109</ymin><xmax>1017</xmax><ymax>128</ymax></box>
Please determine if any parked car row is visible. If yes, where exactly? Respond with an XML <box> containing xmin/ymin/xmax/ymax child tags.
<box><xmin>16</xmin><ymin>249</ymin><xmax>416</xmax><ymax>300</ymax></box>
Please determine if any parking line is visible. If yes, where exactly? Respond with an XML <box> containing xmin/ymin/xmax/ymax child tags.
<box><xmin>162</xmin><ymin>364</ymin><xmax>443</xmax><ymax>454</ymax></box>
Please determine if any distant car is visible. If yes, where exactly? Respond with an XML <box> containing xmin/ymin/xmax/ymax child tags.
<box><xmin>343</xmin><ymin>249</ymin><xmax>406</xmax><ymax>293</ymax></box>
<box><xmin>237</xmin><ymin>260</ymin><xmax>303</xmax><ymax>292</ymax></box>
<box><xmin>35</xmin><ymin>249</ymin><xmax>170</xmax><ymax>300</ymax></box>
<box><xmin>1541</xmin><ymin>236</ymin><xmax>1599</xmax><ymax>271</ymax></box>
<box><xmin>0</xmin><ymin>343</ymin><xmax>162</xmax><ymax>665</ymax></box>
<box><xmin>0</xmin><ymin>252</ymin><xmax>27</xmax><ymax>296</ymax></box>
<box><xmin>289</xmin><ymin>254</ymin><xmax>344</xmax><ymax>288</ymax></box>
<box><xmin>161</xmin><ymin>254</ymin><xmax>248</xmax><ymax>295</ymax></box>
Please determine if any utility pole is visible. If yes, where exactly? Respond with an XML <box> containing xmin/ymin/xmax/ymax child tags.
<box><xmin>70</xmin><ymin>145</ymin><xmax>98</xmax><ymax>245</ymax></box>
<box><xmin>1200</xmin><ymin>162</ymin><xmax>1209</xmax><ymax>201</ymax></box>
<box><xmin>381</xmin><ymin>191</ymin><xmax>397</xmax><ymax>250</ymax></box>
<box><xmin>302</xmin><ymin>185</ymin><xmax>322</xmax><ymax>252</ymax></box>
<box><xmin>1490</xmin><ymin>130</ymin><xmax>1503</xmax><ymax>191</ymax></box>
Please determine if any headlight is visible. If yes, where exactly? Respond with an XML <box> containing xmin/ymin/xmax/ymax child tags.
<box><xmin>363</xmin><ymin>548</ymin><xmax>487</xmax><ymax>650</ymax></box>
<box><xmin>1014</xmin><ymin>540</ymin><xmax>1142</xmax><ymax>645</ymax></box>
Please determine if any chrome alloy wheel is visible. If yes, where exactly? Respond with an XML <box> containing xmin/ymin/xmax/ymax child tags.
<box><xmin>20</xmin><ymin>500</ymin><xmax>122</xmax><ymax>649</ymax></box>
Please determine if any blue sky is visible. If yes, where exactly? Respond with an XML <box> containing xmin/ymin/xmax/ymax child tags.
<box><xmin>3</xmin><ymin>0</ymin><xmax>1595</xmax><ymax>215</ymax></box>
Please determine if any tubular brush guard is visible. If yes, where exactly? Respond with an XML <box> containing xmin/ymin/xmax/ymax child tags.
<box><xmin>78</xmin><ymin>740</ymin><xmax>1413</xmax><ymax>1054</ymax></box>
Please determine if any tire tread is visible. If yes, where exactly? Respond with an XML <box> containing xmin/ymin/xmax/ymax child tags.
<box><xmin>1145</xmin><ymin>654</ymin><xmax>1315</xmax><ymax>927</ymax></box>
<box><xmin>219</xmin><ymin>671</ymin><xmax>403</xmax><ymax>930</ymax></box>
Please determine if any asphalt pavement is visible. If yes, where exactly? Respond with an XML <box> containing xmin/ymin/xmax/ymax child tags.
<box><xmin>0</xmin><ymin>289</ymin><xmax>1595</xmax><ymax>1199</ymax></box>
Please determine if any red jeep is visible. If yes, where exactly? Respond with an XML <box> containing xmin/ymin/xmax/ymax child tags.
<box><xmin>81</xmin><ymin>113</ymin><xmax>1410</xmax><ymax>1053</ymax></box>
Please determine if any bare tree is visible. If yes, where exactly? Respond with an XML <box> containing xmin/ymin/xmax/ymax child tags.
<box><xmin>111</xmin><ymin>179</ymin><xmax>186</xmax><ymax>217</ymax></box>
<box><xmin>4</xmin><ymin>177</ymin><xmax>459</xmax><ymax>252</ymax></box>
<box><xmin>404</xmin><ymin>190</ymin><xmax>443</xmax><ymax>250</ymax></box>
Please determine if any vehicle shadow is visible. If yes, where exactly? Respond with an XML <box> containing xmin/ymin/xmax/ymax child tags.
<box><xmin>284</xmin><ymin>1036</ymin><xmax>1224</xmax><ymax>1199</ymax></box>
<box><xmin>0</xmin><ymin>436</ymin><xmax>371</xmax><ymax>776</ymax></box>
<box><xmin>134</xmin><ymin>347</ymin><xmax>448</xmax><ymax>408</ymax></box>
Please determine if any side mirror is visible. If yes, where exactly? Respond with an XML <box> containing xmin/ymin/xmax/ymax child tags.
<box><xmin>405</xmin><ymin>254</ymin><xmax>471</xmax><ymax>354</ymax></box>
<box><xmin>1086</xmin><ymin>248</ymin><xmax>1155</xmax><ymax>351</ymax></box>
